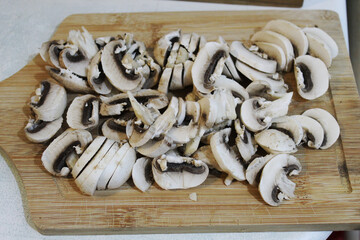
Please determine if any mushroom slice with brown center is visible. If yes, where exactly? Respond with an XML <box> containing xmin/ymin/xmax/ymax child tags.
<box><xmin>245</xmin><ymin>154</ymin><xmax>275</xmax><ymax>186</ymax></box>
<box><xmin>303</xmin><ymin>27</ymin><xmax>338</xmax><ymax>59</ymax></box>
<box><xmin>42</xmin><ymin>128</ymin><xmax>92</xmax><ymax>177</ymax></box>
<box><xmin>30</xmin><ymin>79</ymin><xmax>67</xmax><ymax>121</ymax></box>
<box><xmin>234</xmin><ymin>119</ymin><xmax>258</xmax><ymax>164</ymax></box>
<box><xmin>24</xmin><ymin>117</ymin><xmax>63</xmax><ymax>143</ymax></box>
<box><xmin>67</xmin><ymin>94</ymin><xmax>99</xmax><ymax>130</ymax></box>
<box><xmin>154</xmin><ymin>29</ymin><xmax>181</xmax><ymax>67</ymax></box>
<box><xmin>87</xmin><ymin>49</ymin><xmax>113</xmax><ymax>94</ymax></box>
<box><xmin>302</xmin><ymin>108</ymin><xmax>340</xmax><ymax>149</ymax></box>
<box><xmin>259</xmin><ymin>154</ymin><xmax>302</xmax><ymax>206</ymax></box>
<box><xmin>101</xmin><ymin>111</ymin><xmax>135</xmax><ymax>142</ymax></box>
<box><xmin>270</xmin><ymin>116</ymin><xmax>304</xmax><ymax>145</ymax></box>
<box><xmin>40</xmin><ymin>40</ymin><xmax>66</xmax><ymax>68</ymax></box>
<box><xmin>246</xmin><ymin>81</ymin><xmax>285</xmax><ymax>100</ymax></box>
<box><xmin>132</xmin><ymin>157</ymin><xmax>154</xmax><ymax>192</ymax></box>
<box><xmin>230</xmin><ymin>41</ymin><xmax>277</xmax><ymax>74</ymax></box>
<box><xmin>152</xmin><ymin>154</ymin><xmax>209</xmax><ymax>190</ymax></box>
<box><xmin>294</xmin><ymin>55</ymin><xmax>329</xmax><ymax>100</ymax></box>
<box><xmin>128</xmin><ymin>91</ymin><xmax>161</xmax><ymax>126</ymax></box>
<box><xmin>254</xmin><ymin>129</ymin><xmax>297</xmax><ymax>154</ymax></box>
<box><xmin>291</xmin><ymin>115</ymin><xmax>324</xmax><ymax>149</ymax></box>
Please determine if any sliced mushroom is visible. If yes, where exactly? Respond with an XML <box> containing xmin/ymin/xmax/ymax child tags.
<box><xmin>142</xmin><ymin>58</ymin><xmax>161</xmax><ymax>89</ymax></box>
<box><xmin>230</xmin><ymin>41</ymin><xmax>277</xmax><ymax>74</ymax></box>
<box><xmin>210</xmin><ymin>128</ymin><xmax>245</xmax><ymax>181</ymax></box>
<box><xmin>166</xmin><ymin>122</ymin><xmax>198</xmax><ymax>144</ymax></box>
<box><xmin>294</xmin><ymin>55</ymin><xmax>329</xmax><ymax>100</ymax></box>
<box><xmin>66</xmin><ymin>94</ymin><xmax>99</xmax><ymax>130</ymax></box>
<box><xmin>263</xmin><ymin>19</ymin><xmax>308</xmax><ymax>56</ymax></box>
<box><xmin>254</xmin><ymin>129</ymin><xmax>297</xmax><ymax>154</ymax></box>
<box><xmin>128</xmin><ymin>91</ymin><xmax>161</xmax><ymax>126</ymax></box>
<box><xmin>95</xmin><ymin>36</ymin><xmax>116</xmax><ymax>49</ymax></box>
<box><xmin>303</xmin><ymin>27</ymin><xmax>338</xmax><ymax>59</ymax></box>
<box><xmin>30</xmin><ymin>79</ymin><xmax>67</xmax><ymax>121</ymax></box>
<box><xmin>270</xmin><ymin>116</ymin><xmax>303</xmax><ymax>146</ymax></box>
<box><xmin>136</xmin><ymin>135</ymin><xmax>176</xmax><ymax>158</ymax></box>
<box><xmin>291</xmin><ymin>115</ymin><xmax>324</xmax><ymax>149</ymax></box>
<box><xmin>223</xmin><ymin>55</ymin><xmax>242</xmax><ymax>82</ymax></box>
<box><xmin>183</xmin><ymin>60</ymin><xmax>194</xmax><ymax>87</ymax></box>
<box><xmin>42</xmin><ymin>128</ymin><xmax>92</xmax><ymax>176</ymax></box>
<box><xmin>101</xmin><ymin>112</ymin><xmax>135</xmax><ymax>142</ymax></box>
<box><xmin>302</xmin><ymin>108</ymin><xmax>340</xmax><ymax>149</ymax></box>
<box><xmin>157</xmin><ymin>67</ymin><xmax>172</xmax><ymax>94</ymax></box>
<box><xmin>234</xmin><ymin>119</ymin><xmax>258</xmax><ymax>164</ymax></box>
<box><xmin>304</xmin><ymin>32</ymin><xmax>332</xmax><ymax>68</ymax></box>
<box><xmin>154</xmin><ymin>29</ymin><xmax>181</xmax><ymax>67</ymax></box>
<box><xmin>152</xmin><ymin>154</ymin><xmax>209</xmax><ymax>190</ymax></box>
<box><xmin>24</xmin><ymin>117</ymin><xmax>63</xmax><ymax>143</ymax></box>
<box><xmin>169</xmin><ymin>63</ymin><xmax>184</xmax><ymax>90</ymax></box>
<box><xmin>259</xmin><ymin>154</ymin><xmax>302</xmax><ymax>206</ymax></box>
<box><xmin>46</xmin><ymin>66</ymin><xmax>93</xmax><ymax>93</ymax></box>
<box><xmin>245</xmin><ymin>154</ymin><xmax>274</xmax><ymax>186</ymax></box>
<box><xmin>246</xmin><ymin>80</ymin><xmax>286</xmax><ymax>100</ymax></box>
<box><xmin>87</xmin><ymin>49</ymin><xmax>113</xmax><ymax>94</ymax></box>
<box><xmin>40</xmin><ymin>40</ymin><xmax>66</xmax><ymax>68</ymax></box>
<box><xmin>132</xmin><ymin>157</ymin><xmax>153</xmax><ymax>192</ymax></box>
<box><xmin>255</xmin><ymin>42</ymin><xmax>287</xmax><ymax>71</ymax></box>
<box><xmin>240</xmin><ymin>92</ymin><xmax>293</xmax><ymax>132</ymax></box>
<box><xmin>192</xmin><ymin>145</ymin><xmax>222</xmax><ymax>171</ymax></box>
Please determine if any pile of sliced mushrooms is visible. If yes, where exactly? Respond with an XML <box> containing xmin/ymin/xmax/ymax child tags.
<box><xmin>24</xmin><ymin>19</ymin><xmax>340</xmax><ymax>206</ymax></box>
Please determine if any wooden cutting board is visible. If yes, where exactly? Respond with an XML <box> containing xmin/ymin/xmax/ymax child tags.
<box><xmin>183</xmin><ymin>0</ymin><xmax>303</xmax><ymax>8</ymax></box>
<box><xmin>0</xmin><ymin>10</ymin><xmax>359</xmax><ymax>235</ymax></box>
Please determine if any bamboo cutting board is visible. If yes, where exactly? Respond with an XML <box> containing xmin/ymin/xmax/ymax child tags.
<box><xmin>0</xmin><ymin>10</ymin><xmax>360</xmax><ymax>234</ymax></box>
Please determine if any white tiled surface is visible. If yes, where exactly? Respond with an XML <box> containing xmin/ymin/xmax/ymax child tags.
<box><xmin>0</xmin><ymin>0</ymin><xmax>347</xmax><ymax>238</ymax></box>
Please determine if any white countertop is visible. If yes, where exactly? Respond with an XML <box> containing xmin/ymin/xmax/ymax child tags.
<box><xmin>0</xmin><ymin>0</ymin><xmax>347</xmax><ymax>239</ymax></box>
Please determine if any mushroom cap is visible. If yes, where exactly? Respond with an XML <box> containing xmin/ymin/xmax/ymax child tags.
<box><xmin>259</xmin><ymin>154</ymin><xmax>302</xmax><ymax>206</ymax></box>
<box><xmin>254</xmin><ymin>129</ymin><xmax>297</xmax><ymax>154</ymax></box>
<box><xmin>304</xmin><ymin>32</ymin><xmax>332</xmax><ymax>68</ymax></box>
<box><xmin>132</xmin><ymin>157</ymin><xmax>153</xmax><ymax>192</ymax></box>
<box><xmin>24</xmin><ymin>117</ymin><xmax>63</xmax><ymax>143</ymax></box>
<box><xmin>245</xmin><ymin>154</ymin><xmax>274</xmax><ymax>186</ymax></box>
<box><xmin>270</xmin><ymin>115</ymin><xmax>304</xmax><ymax>145</ymax></box>
<box><xmin>66</xmin><ymin>94</ymin><xmax>99</xmax><ymax>130</ymax></box>
<box><xmin>263</xmin><ymin>19</ymin><xmax>308</xmax><ymax>56</ymax></box>
<box><xmin>294</xmin><ymin>55</ymin><xmax>329</xmax><ymax>100</ymax></box>
<box><xmin>303</xmin><ymin>27</ymin><xmax>338</xmax><ymax>59</ymax></box>
<box><xmin>291</xmin><ymin>115</ymin><xmax>324</xmax><ymax>149</ymax></box>
<box><xmin>230</xmin><ymin>41</ymin><xmax>277</xmax><ymax>74</ymax></box>
<box><xmin>255</xmin><ymin>42</ymin><xmax>287</xmax><ymax>71</ymax></box>
<box><xmin>302</xmin><ymin>108</ymin><xmax>340</xmax><ymax>149</ymax></box>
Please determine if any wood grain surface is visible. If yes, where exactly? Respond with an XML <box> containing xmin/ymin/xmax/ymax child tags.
<box><xmin>181</xmin><ymin>0</ymin><xmax>303</xmax><ymax>8</ymax></box>
<box><xmin>0</xmin><ymin>10</ymin><xmax>359</xmax><ymax>235</ymax></box>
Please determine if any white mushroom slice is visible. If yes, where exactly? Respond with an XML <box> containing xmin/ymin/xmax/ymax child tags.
<box><xmin>24</xmin><ymin>117</ymin><xmax>63</xmax><ymax>143</ymax></box>
<box><xmin>198</xmin><ymin>97</ymin><xmax>218</xmax><ymax>128</ymax></box>
<box><xmin>169</xmin><ymin>63</ymin><xmax>184</xmax><ymax>90</ymax></box>
<box><xmin>59</xmin><ymin>46</ymin><xmax>91</xmax><ymax>78</ymax></box>
<box><xmin>250</xmin><ymin>30</ymin><xmax>294</xmax><ymax>72</ymax></box>
<box><xmin>270</xmin><ymin>116</ymin><xmax>303</xmax><ymax>145</ymax></box>
<box><xmin>215</xmin><ymin>75</ymin><xmax>249</xmax><ymax>102</ymax></box>
<box><xmin>154</xmin><ymin>29</ymin><xmax>181</xmax><ymax>67</ymax></box>
<box><xmin>183</xmin><ymin>60</ymin><xmax>194</xmax><ymax>87</ymax></box>
<box><xmin>102</xmin><ymin>117</ymin><xmax>132</xmax><ymax>142</ymax></box>
<box><xmin>240</xmin><ymin>92</ymin><xmax>293</xmax><ymax>132</ymax></box>
<box><xmin>304</xmin><ymin>32</ymin><xmax>332</xmax><ymax>68</ymax></box>
<box><xmin>46</xmin><ymin>66</ymin><xmax>93</xmax><ymax>93</ymax></box>
<box><xmin>234</xmin><ymin>119</ymin><xmax>257</xmax><ymax>163</ymax></box>
<box><xmin>67</xmin><ymin>27</ymin><xmax>98</xmax><ymax>59</ymax></box>
<box><xmin>87</xmin><ymin>49</ymin><xmax>112</xmax><ymax>94</ymax></box>
<box><xmin>264</xmin><ymin>19</ymin><xmax>308</xmax><ymax>56</ymax></box>
<box><xmin>128</xmin><ymin>91</ymin><xmax>160</xmax><ymax>126</ymax></box>
<box><xmin>210</xmin><ymin>128</ymin><xmax>245</xmax><ymax>181</ymax></box>
<box><xmin>180</xmin><ymin>33</ymin><xmax>191</xmax><ymax>50</ymax></box>
<box><xmin>176</xmin><ymin>97</ymin><xmax>186</xmax><ymax>125</ymax></box>
<box><xmin>245</xmin><ymin>154</ymin><xmax>275</xmax><ymax>186</ymax></box>
<box><xmin>255</xmin><ymin>129</ymin><xmax>297</xmax><ymax>154</ymax></box>
<box><xmin>201</xmin><ymin>120</ymin><xmax>232</xmax><ymax>145</ymax></box>
<box><xmin>40</xmin><ymin>40</ymin><xmax>66</xmax><ymax>68</ymax></box>
<box><xmin>166</xmin><ymin>123</ymin><xmax>198</xmax><ymax>144</ymax></box>
<box><xmin>223</xmin><ymin>55</ymin><xmax>242</xmax><ymax>81</ymax></box>
<box><xmin>132</xmin><ymin>157</ymin><xmax>153</xmax><ymax>192</ymax></box>
<box><xmin>184</xmin><ymin>101</ymin><xmax>201</xmax><ymax>123</ymax></box>
<box><xmin>166</xmin><ymin>42</ymin><xmax>180</xmax><ymax>68</ymax></box>
<box><xmin>294</xmin><ymin>55</ymin><xmax>329</xmax><ymax>100</ymax></box>
<box><xmin>246</xmin><ymin>81</ymin><xmax>286</xmax><ymax>100</ymax></box>
<box><xmin>95</xmin><ymin>36</ymin><xmax>115</xmax><ymax>49</ymax></box>
<box><xmin>188</xmin><ymin>33</ymin><xmax>202</xmax><ymax>60</ymax></box>
<box><xmin>230</xmin><ymin>41</ymin><xmax>277</xmax><ymax>74</ymax></box>
<box><xmin>142</xmin><ymin>58</ymin><xmax>161</xmax><ymax>89</ymax></box>
<box><xmin>152</xmin><ymin>155</ymin><xmax>209</xmax><ymax>190</ymax></box>
<box><xmin>255</xmin><ymin>42</ymin><xmax>287</xmax><ymax>71</ymax></box>
<box><xmin>157</xmin><ymin>67</ymin><xmax>172</xmax><ymax>94</ymax></box>
<box><xmin>30</xmin><ymin>79</ymin><xmax>67</xmax><ymax>122</ymax></box>
<box><xmin>291</xmin><ymin>115</ymin><xmax>324</xmax><ymax>149</ymax></box>
<box><xmin>302</xmin><ymin>108</ymin><xmax>340</xmax><ymax>149</ymax></box>
<box><xmin>66</xmin><ymin>94</ymin><xmax>99</xmax><ymax>130</ymax></box>
<box><xmin>303</xmin><ymin>27</ymin><xmax>338</xmax><ymax>59</ymax></box>
<box><xmin>42</xmin><ymin>128</ymin><xmax>92</xmax><ymax>177</ymax></box>
<box><xmin>192</xmin><ymin>145</ymin><xmax>222</xmax><ymax>171</ymax></box>
<box><xmin>259</xmin><ymin>154</ymin><xmax>302</xmax><ymax>206</ymax></box>
<box><xmin>136</xmin><ymin>136</ymin><xmax>176</xmax><ymax>158</ymax></box>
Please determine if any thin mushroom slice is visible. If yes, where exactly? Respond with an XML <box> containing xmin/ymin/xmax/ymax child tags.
<box><xmin>303</xmin><ymin>27</ymin><xmax>338</xmax><ymax>59</ymax></box>
<box><xmin>66</xmin><ymin>94</ymin><xmax>99</xmax><ymax>130</ymax></box>
<box><xmin>254</xmin><ymin>129</ymin><xmax>297</xmax><ymax>154</ymax></box>
<box><xmin>263</xmin><ymin>19</ymin><xmax>308</xmax><ymax>57</ymax></box>
<box><xmin>136</xmin><ymin>135</ymin><xmax>176</xmax><ymax>158</ymax></box>
<box><xmin>101</xmin><ymin>113</ymin><xmax>135</xmax><ymax>142</ymax></box>
<box><xmin>29</xmin><ymin>79</ymin><xmax>67</xmax><ymax>122</ymax></box>
<box><xmin>230</xmin><ymin>41</ymin><xmax>277</xmax><ymax>74</ymax></box>
<box><xmin>87</xmin><ymin>49</ymin><xmax>113</xmax><ymax>94</ymax></box>
<box><xmin>210</xmin><ymin>128</ymin><xmax>245</xmax><ymax>181</ymax></box>
<box><xmin>24</xmin><ymin>117</ymin><xmax>63</xmax><ymax>143</ymax></box>
<box><xmin>40</xmin><ymin>40</ymin><xmax>66</xmax><ymax>68</ymax></box>
<box><xmin>157</xmin><ymin>67</ymin><xmax>172</xmax><ymax>94</ymax></box>
<box><xmin>152</xmin><ymin>154</ymin><xmax>209</xmax><ymax>190</ymax></box>
<box><xmin>132</xmin><ymin>157</ymin><xmax>154</xmax><ymax>192</ymax></box>
<box><xmin>154</xmin><ymin>29</ymin><xmax>181</xmax><ymax>67</ymax></box>
<box><xmin>183</xmin><ymin>60</ymin><xmax>194</xmax><ymax>87</ymax></box>
<box><xmin>142</xmin><ymin>58</ymin><xmax>161</xmax><ymax>89</ymax></box>
<box><xmin>246</xmin><ymin>80</ymin><xmax>286</xmax><ymax>100</ymax></box>
<box><xmin>223</xmin><ymin>55</ymin><xmax>242</xmax><ymax>82</ymax></box>
<box><xmin>128</xmin><ymin>91</ymin><xmax>161</xmax><ymax>126</ymax></box>
<box><xmin>169</xmin><ymin>63</ymin><xmax>184</xmax><ymax>90</ymax></box>
<box><xmin>291</xmin><ymin>115</ymin><xmax>324</xmax><ymax>149</ymax></box>
<box><xmin>234</xmin><ymin>119</ymin><xmax>258</xmax><ymax>164</ymax></box>
<box><xmin>255</xmin><ymin>42</ymin><xmax>287</xmax><ymax>71</ymax></box>
<box><xmin>302</xmin><ymin>108</ymin><xmax>340</xmax><ymax>149</ymax></box>
<box><xmin>246</xmin><ymin>154</ymin><xmax>275</xmax><ymax>186</ymax></box>
<box><xmin>304</xmin><ymin>32</ymin><xmax>332</xmax><ymax>68</ymax></box>
<box><xmin>192</xmin><ymin>145</ymin><xmax>222</xmax><ymax>171</ymax></box>
<box><xmin>259</xmin><ymin>154</ymin><xmax>302</xmax><ymax>206</ymax></box>
<box><xmin>95</xmin><ymin>36</ymin><xmax>116</xmax><ymax>49</ymax></box>
<box><xmin>270</xmin><ymin>116</ymin><xmax>304</xmax><ymax>145</ymax></box>
<box><xmin>42</xmin><ymin>128</ymin><xmax>92</xmax><ymax>177</ymax></box>
<box><xmin>294</xmin><ymin>55</ymin><xmax>329</xmax><ymax>100</ymax></box>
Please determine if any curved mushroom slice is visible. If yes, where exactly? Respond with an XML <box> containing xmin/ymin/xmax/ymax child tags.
<box><xmin>223</xmin><ymin>54</ymin><xmax>242</xmax><ymax>82</ymax></box>
<box><xmin>304</xmin><ymin>32</ymin><xmax>332</xmax><ymax>68</ymax></box>
<box><xmin>246</xmin><ymin>81</ymin><xmax>286</xmax><ymax>100</ymax></box>
<box><xmin>230</xmin><ymin>41</ymin><xmax>277</xmax><ymax>74</ymax></box>
<box><xmin>136</xmin><ymin>135</ymin><xmax>176</xmax><ymax>158</ymax></box>
<box><xmin>291</xmin><ymin>115</ymin><xmax>324</xmax><ymax>149</ymax></box>
<box><xmin>183</xmin><ymin>60</ymin><xmax>194</xmax><ymax>87</ymax></box>
<box><xmin>128</xmin><ymin>91</ymin><xmax>161</xmax><ymax>126</ymax></box>
<box><xmin>42</xmin><ymin>128</ymin><xmax>92</xmax><ymax>176</ymax></box>
<box><xmin>192</xmin><ymin>145</ymin><xmax>223</xmax><ymax>171</ymax></box>
<box><xmin>132</xmin><ymin>157</ymin><xmax>154</xmax><ymax>192</ymax></box>
<box><xmin>154</xmin><ymin>29</ymin><xmax>181</xmax><ymax>67</ymax></box>
<box><xmin>46</xmin><ymin>66</ymin><xmax>93</xmax><ymax>93</ymax></box>
<box><xmin>215</xmin><ymin>75</ymin><xmax>249</xmax><ymax>102</ymax></box>
<box><xmin>250</xmin><ymin>30</ymin><xmax>294</xmax><ymax>72</ymax></box>
<box><xmin>270</xmin><ymin>116</ymin><xmax>303</xmax><ymax>145</ymax></box>
<box><xmin>142</xmin><ymin>58</ymin><xmax>161</xmax><ymax>89</ymax></box>
<box><xmin>166</xmin><ymin>122</ymin><xmax>198</xmax><ymax>144</ymax></box>
<box><xmin>263</xmin><ymin>19</ymin><xmax>308</xmax><ymax>57</ymax></box>
<box><xmin>254</xmin><ymin>129</ymin><xmax>297</xmax><ymax>154</ymax></box>
<box><xmin>245</xmin><ymin>154</ymin><xmax>274</xmax><ymax>186</ymax></box>
<box><xmin>240</xmin><ymin>92</ymin><xmax>293</xmax><ymax>132</ymax></box>
<box><xmin>157</xmin><ymin>67</ymin><xmax>172</xmax><ymax>94</ymax></box>
<box><xmin>302</xmin><ymin>108</ymin><xmax>340</xmax><ymax>149</ymax></box>
<box><xmin>87</xmin><ymin>49</ymin><xmax>113</xmax><ymax>94</ymax></box>
<box><xmin>259</xmin><ymin>154</ymin><xmax>302</xmax><ymax>206</ymax></box>
<box><xmin>152</xmin><ymin>155</ymin><xmax>209</xmax><ymax>190</ymax></box>
<box><xmin>95</xmin><ymin>36</ymin><xmax>116</xmax><ymax>49</ymax></box>
<box><xmin>30</xmin><ymin>79</ymin><xmax>67</xmax><ymax>121</ymax></box>
<box><xmin>176</xmin><ymin>97</ymin><xmax>186</xmax><ymax>125</ymax></box>
<box><xmin>24</xmin><ymin>117</ymin><xmax>63</xmax><ymax>143</ymax></box>
<box><xmin>101</xmin><ymin>39</ymin><xmax>145</xmax><ymax>92</ymax></box>
<box><xmin>67</xmin><ymin>94</ymin><xmax>99</xmax><ymax>130</ymax></box>
<box><xmin>102</xmin><ymin>114</ymin><xmax>135</xmax><ymax>142</ymax></box>
<box><xmin>294</xmin><ymin>55</ymin><xmax>329</xmax><ymax>100</ymax></box>
<box><xmin>234</xmin><ymin>119</ymin><xmax>258</xmax><ymax>164</ymax></box>
<box><xmin>303</xmin><ymin>27</ymin><xmax>338</xmax><ymax>59</ymax></box>
<box><xmin>183</xmin><ymin>100</ymin><xmax>200</xmax><ymax>124</ymax></box>
<box><xmin>201</xmin><ymin>120</ymin><xmax>232</xmax><ymax>145</ymax></box>
<box><xmin>255</xmin><ymin>42</ymin><xmax>287</xmax><ymax>71</ymax></box>
<box><xmin>210</xmin><ymin>128</ymin><xmax>245</xmax><ymax>181</ymax></box>
<box><xmin>169</xmin><ymin>63</ymin><xmax>184</xmax><ymax>90</ymax></box>
<box><xmin>211</xmin><ymin>88</ymin><xmax>238</xmax><ymax>124</ymax></box>
<box><xmin>40</xmin><ymin>40</ymin><xmax>66</xmax><ymax>68</ymax></box>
